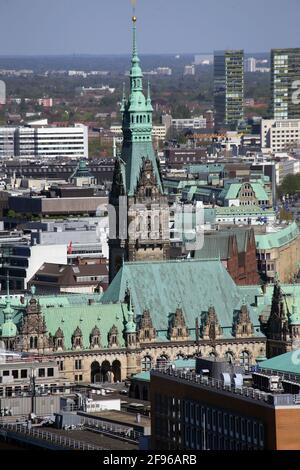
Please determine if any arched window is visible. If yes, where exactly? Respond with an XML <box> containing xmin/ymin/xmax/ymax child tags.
<box><xmin>156</xmin><ymin>355</ymin><xmax>169</xmax><ymax>368</ymax></box>
<box><xmin>225</xmin><ymin>351</ymin><xmax>234</xmax><ymax>364</ymax></box>
<box><xmin>176</xmin><ymin>353</ymin><xmax>185</xmax><ymax>360</ymax></box>
<box><xmin>148</xmin><ymin>115</ymin><xmax>150</xmax><ymax>123</ymax></box>
<box><xmin>144</xmin><ymin>329</ymin><xmax>150</xmax><ymax>339</ymax></box>
<box><xmin>30</xmin><ymin>336</ymin><xmax>37</xmax><ymax>349</ymax></box>
<box><xmin>142</xmin><ymin>355</ymin><xmax>152</xmax><ymax>371</ymax></box>
<box><xmin>239</xmin><ymin>351</ymin><xmax>250</xmax><ymax>371</ymax></box>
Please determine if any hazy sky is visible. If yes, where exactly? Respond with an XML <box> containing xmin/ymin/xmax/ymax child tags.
<box><xmin>0</xmin><ymin>0</ymin><xmax>299</xmax><ymax>55</ymax></box>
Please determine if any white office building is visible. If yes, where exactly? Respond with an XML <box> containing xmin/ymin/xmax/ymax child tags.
<box><xmin>110</xmin><ymin>125</ymin><xmax>166</xmax><ymax>141</ymax></box>
<box><xmin>261</xmin><ymin>118</ymin><xmax>300</xmax><ymax>153</ymax></box>
<box><xmin>245</xmin><ymin>57</ymin><xmax>257</xmax><ymax>72</ymax></box>
<box><xmin>0</xmin><ymin>123</ymin><xmax>88</xmax><ymax>159</ymax></box>
<box><xmin>184</xmin><ymin>65</ymin><xmax>195</xmax><ymax>76</ymax></box>
<box><xmin>172</xmin><ymin>116</ymin><xmax>207</xmax><ymax>130</ymax></box>
<box><xmin>156</xmin><ymin>67</ymin><xmax>172</xmax><ymax>76</ymax></box>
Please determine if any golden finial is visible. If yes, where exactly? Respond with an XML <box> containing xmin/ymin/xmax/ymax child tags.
<box><xmin>132</xmin><ymin>16</ymin><xmax>137</xmax><ymax>22</ymax></box>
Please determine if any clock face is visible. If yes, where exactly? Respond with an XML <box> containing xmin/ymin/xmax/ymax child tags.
<box><xmin>147</xmin><ymin>173</ymin><xmax>151</xmax><ymax>179</ymax></box>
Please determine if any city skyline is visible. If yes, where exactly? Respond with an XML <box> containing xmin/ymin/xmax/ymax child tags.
<box><xmin>0</xmin><ymin>0</ymin><xmax>299</xmax><ymax>56</ymax></box>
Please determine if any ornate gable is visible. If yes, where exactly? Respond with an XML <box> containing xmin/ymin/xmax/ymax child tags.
<box><xmin>202</xmin><ymin>306</ymin><xmax>222</xmax><ymax>341</ymax></box>
<box><xmin>90</xmin><ymin>325</ymin><xmax>101</xmax><ymax>349</ymax></box>
<box><xmin>16</xmin><ymin>296</ymin><xmax>50</xmax><ymax>352</ymax></box>
<box><xmin>54</xmin><ymin>327</ymin><xmax>65</xmax><ymax>351</ymax></box>
<box><xmin>135</xmin><ymin>158</ymin><xmax>161</xmax><ymax>199</ymax></box>
<box><xmin>138</xmin><ymin>309</ymin><xmax>156</xmax><ymax>342</ymax></box>
<box><xmin>233</xmin><ymin>303</ymin><xmax>254</xmax><ymax>338</ymax></box>
<box><xmin>72</xmin><ymin>326</ymin><xmax>83</xmax><ymax>350</ymax></box>
<box><xmin>168</xmin><ymin>307</ymin><xmax>189</xmax><ymax>342</ymax></box>
<box><xmin>108</xmin><ymin>324</ymin><xmax>119</xmax><ymax>348</ymax></box>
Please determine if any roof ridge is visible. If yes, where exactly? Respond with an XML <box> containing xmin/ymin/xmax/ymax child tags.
<box><xmin>124</xmin><ymin>258</ymin><xmax>221</xmax><ymax>266</ymax></box>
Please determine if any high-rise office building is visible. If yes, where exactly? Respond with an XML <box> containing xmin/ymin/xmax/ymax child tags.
<box><xmin>214</xmin><ymin>50</ymin><xmax>244</xmax><ymax>130</ymax></box>
<box><xmin>0</xmin><ymin>123</ymin><xmax>88</xmax><ymax>159</ymax></box>
<box><xmin>271</xmin><ymin>48</ymin><xmax>300</xmax><ymax>119</ymax></box>
<box><xmin>245</xmin><ymin>57</ymin><xmax>257</xmax><ymax>73</ymax></box>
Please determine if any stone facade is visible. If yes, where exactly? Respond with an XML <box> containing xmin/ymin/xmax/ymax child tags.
<box><xmin>2</xmin><ymin>293</ymin><xmax>266</xmax><ymax>384</ymax></box>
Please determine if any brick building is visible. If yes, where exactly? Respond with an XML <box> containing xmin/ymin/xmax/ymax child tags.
<box><xmin>193</xmin><ymin>228</ymin><xmax>260</xmax><ymax>285</ymax></box>
<box><xmin>150</xmin><ymin>357</ymin><xmax>300</xmax><ymax>450</ymax></box>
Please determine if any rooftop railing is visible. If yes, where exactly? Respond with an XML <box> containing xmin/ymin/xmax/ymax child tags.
<box><xmin>0</xmin><ymin>422</ymin><xmax>106</xmax><ymax>450</ymax></box>
<box><xmin>152</xmin><ymin>368</ymin><xmax>300</xmax><ymax>406</ymax></box>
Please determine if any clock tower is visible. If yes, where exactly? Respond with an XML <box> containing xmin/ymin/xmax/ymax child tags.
<box><xmin>109</xmin><ymin>16</ymin><xmax>170</xmax><ymax>282</ymax></box>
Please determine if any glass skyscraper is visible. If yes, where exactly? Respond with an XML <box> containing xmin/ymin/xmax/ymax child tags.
<box><xmin>214</xmin><ymin>50</ymin><xmax>244</xmax><ymax>130</ymax></box>
<box><xmin>271</xmin><ymin>48</ymin><xmax>300</xmax><ymax>119</ymax></box>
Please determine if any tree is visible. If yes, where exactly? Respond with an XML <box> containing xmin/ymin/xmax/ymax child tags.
<box><xmin>278</xmin><ymin>174</ymin><xmax>300</xmax><ymax>198</ymax></box>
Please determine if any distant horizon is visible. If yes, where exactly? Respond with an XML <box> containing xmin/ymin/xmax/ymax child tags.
<box><xmin>0</xmin><ymin>52</ymin><xmax>271</xmax><ymax>59</ymax></box>
<box><xmin>0</xmin><ymin>0</ymin><xmax>299</xmax><ymax>55</ymax></box>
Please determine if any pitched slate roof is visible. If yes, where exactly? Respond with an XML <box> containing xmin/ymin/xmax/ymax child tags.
<box><xmin>101</xmin><ymin>259</ymin><xmax>264</xmax><ymax>339</ymax></box>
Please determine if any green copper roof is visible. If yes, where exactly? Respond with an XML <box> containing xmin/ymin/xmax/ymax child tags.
<box><xmin>1</xmin><ymin>297</ymin><xmax>18</xmax><ymax>337</ymax></box>
<box><xmin>259</xmin><ymin>350</ymin><xmax>300</xmax><ymax>375</ymax></box>
<box><xmin>70</xmin><ymin>159</ymin><xmax>93</xmax><ymax>179</ymax></box>
<box><xmin>131</xmin><ymin>371</ymin><xmax>150</xmax><ymax>382</ymax></box>
<box><xmin>119</xmin><ymin>17</ymin><xmax>163</xmax><ymax>196</ymax></box>
<box><xmin>223</xmin><ymin>183</ymin><xmax>242</xmax><ymax>200</ymax></box>
<box><xmin>43</xmin><ymin>303</ymin><xmax>129</xmax><ymax>350</ymax></box>
<box><xmin>125</xmin><ymin>312</ymin><xmax>137</xmax><ymax>333</ymax></box>
<box><xmin>101</xmin><ymin>259</ymin><xmax>264</xmax><ymax>339</ymax></box>
<box><xmin>1</xmin><ymin>320</ymin><xmax>17</xmax><ymax>338</ymax></box>
<box><xmin>121</xmin><ymin>141</ymin><xmax>163</xmax><ymax>196</ymax></box>
<box><xmin>222</xmin><ymin>182</ymin><xmax>268</xmax><ymax>202</ymax></box>
<box><xmin>255</xmin><ymin>222</ymin><xmax>300</xmax><ymax>250</ymax></box>
<box><xmin>0</xmin><ymin>293</ymin><xmax>127</xmax><ymax>350</ymax></box>
<box><xmin>215</xmin><ymin>206</ymin><xmax>275</xmax><ymax>216</ymax></box>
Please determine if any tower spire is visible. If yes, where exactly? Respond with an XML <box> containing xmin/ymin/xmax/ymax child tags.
<box><xmin>132</xmin><ymin>15</ymin><xmax>138</xmax><ymax>61</ymax></box>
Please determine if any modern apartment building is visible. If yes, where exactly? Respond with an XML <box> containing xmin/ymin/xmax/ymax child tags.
<box><xmin>271</xmin><ymin>48</ymin><xmax>300</xmax><ymax>120</ymax></box>
<box><xmin>261</xmin><ymin>118</ymin><xmax>300</xmax><ymax>152</ymax></box>
<box><xmin>0</xmin><ymin>124</ymin><xmax>88</xmax><ymax>159</ymax></box>
<box><xmin>214</xmin><ymin>50</ymin><xmax>244</xmax><ymax>130</ymax></box>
